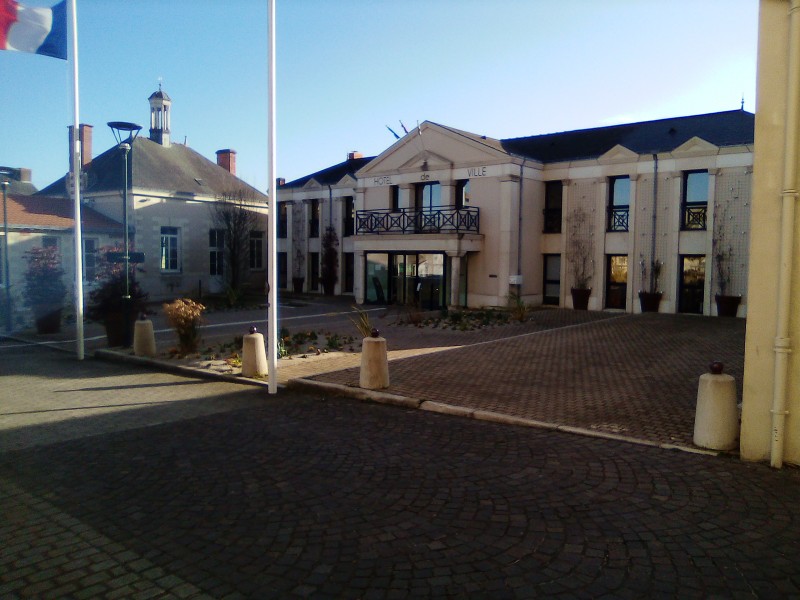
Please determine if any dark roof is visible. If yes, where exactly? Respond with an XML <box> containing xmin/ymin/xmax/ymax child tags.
<box><xmin>501</xmin><ymin>110</ymin><xmax>755</xmax><ymax>163</ymax></box>
<box><xmin>6</xmin><ymin>194</ymin><xmax>122</xmax><ymax>233</ymax></box>
<box><xmin>39</xmin><ymin>138</ymin><xmax>267</xmax><ymax>201</ymax></box>
<box><xmin>280</xmin><ymin>156</ymin><xmax>374</xmax><ymax>190</ymax></box>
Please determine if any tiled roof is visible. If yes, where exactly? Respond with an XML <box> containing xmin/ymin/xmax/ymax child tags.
<box><xmin>5</xmin><ymin>194</ymin><xmax>122</xmax><ymax>233</ymax></box>
<box><xmin>501</xmin><ymin>110</ymin><xmax>755</xmax><ymax>163</ymax></box>
<box><xmin>280</xmin><ymin>156</ymin><xmax>374</xmax><ymax>189</ymax></box>
<box><xmin>39</xmin><ymin>138</ymin><xmax>267</xmax><ymax>202</ymax></box>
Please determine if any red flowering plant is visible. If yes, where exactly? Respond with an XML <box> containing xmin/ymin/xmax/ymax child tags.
<box><xmin>23</xmin><ymin>245</ymin><xmax>67</xmax><ymax>313</ymax></box>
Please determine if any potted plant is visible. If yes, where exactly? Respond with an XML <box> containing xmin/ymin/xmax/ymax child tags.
<box><xmin>566</xmin><ymin>208</ymin><xmax>593</xmax><ymax>310</ymax></box>
<box><xmin>86</xmin><ymin>244</ymin><xmax>149</xmax><ymax>346</ymax></box>
<box><xmin>713</xmin><ymin>242</ymin><xmax>741</xmax><ymax>317</ymax></box>
<box><xmin>712</xmin><ymin>209</ymin><xmax>742</xmax><ymax>317</ymax></box>
<box><xmin>638</xmin><ymin>258</ymin><xmax>663</xmax><ymax>313</ymax></box>
<box><xmin>320</xmin><ymin>226</ymin><xmax>339</xmax><ymax>296</ymax></box>
<box><xmin>23</xmin><ymin>245</ymin><xmax>67</xmax><ymax>333</ymax></box>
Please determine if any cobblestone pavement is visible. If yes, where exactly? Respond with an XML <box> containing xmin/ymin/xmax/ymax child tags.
<box><xmin>310</xmin><ymin>311</ymin><xmax>746</xmax><ymax>450</ymax></box>
<box><xmin>1</xmin><ymin>378</ymin><xmax>799</xmax><ymax>599</ymax></box>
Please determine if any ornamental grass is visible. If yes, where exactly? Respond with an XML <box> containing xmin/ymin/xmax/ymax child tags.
<box><xmin>163</xmin><ymin>298</ymin><xmax>205</xmax><ymax>354</ymax></box>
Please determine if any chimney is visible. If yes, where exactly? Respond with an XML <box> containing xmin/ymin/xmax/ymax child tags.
<box><xmin>347</xmin><ymin>151</ymin><xmax>363</xmax><ymax>160</ymax></box>
<box><xmin>276</xmin><ymin>177</ymin><xmax>286</xmax><ymax>187</ymax></box>
<box><xmin>68</xmin><ymin>124</ymin><xmax>93</xmax><ymax>169</ymax></box>
<box><xmin>216</xmin><ymin>149</ymin><xmax>237</xmax><ymax>175</ymax></box>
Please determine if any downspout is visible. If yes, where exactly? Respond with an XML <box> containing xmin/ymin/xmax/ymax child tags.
<box><xmin>771</xmin><ymin>0</ymin><xmax>800</xmax><ymax>468</ymax></box>
<box><xmin>516</xmin><ymin>158</ymin><xmax>526</xmax><ymax>293</ymax></box>
<box><xmin>651</xmin><ymin>154</ymin><xmax>659</xmax><ymax>291</ymax></box>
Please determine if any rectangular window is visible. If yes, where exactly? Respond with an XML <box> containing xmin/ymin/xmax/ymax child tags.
<box><xmin>209</xmin><ymin>229</ymin><xmax>225</xmax><ymax>276</ymax></box>
<box><xmin>607</xmin><ymin>176</ymin><xmax>630</xmax><ymax>232</ymax></box>
<box><xmin>390</xmin><ymin>185</ymin><xmax>400</xmax><ymax>212</ymax></box>
<box><xmin>543</xmin><ymin>254</ymin><xmax>561</xmax><ymax>305</ymax></box>
<box><xmin>455</xmin><ymin>180</ymin><xmax>470</xmax><ymax>210</ymax></box>
<box><xmin>249</xmin><ymin>231</ymin><xmax>264</xmax><ymax>270</ymax></box>
<box><xmin>277</xmin><ymin>203</ymin><xmax>288</xmax><ymax>239</ymax></box>
<box><xmin>278</xmin><ymin>251</ymin><xmax>287</xmax><ymax>289</ymax></box>
<box><xmin>160</xmin><ymin>226</ymin><xmax>180</xmax><ymax>272</ymax></box>
<box><xmin>605</xmin><ymin>255</ymin><xmax>628</xmax><ymax>309</ymax></box>
<box><xmin>309</xmin><ymin>252</ymin><xmax>319</xmax><ymax>291</ymax></box>
<box><xmin>309</xmin><ymin>199</ymin><xmax>320</xmax><ymax>238</ymax></box>
<box><xmin>343</xmin><ymin>196</ymin><xmax>355</xmax><ymax>237</ymax></box>
<box><xmin>543</xmin><ymin>181</ymin><xmax>562</xmax><ymax>233</ymax></box>
<box><xmin>343</xmin><ymin>252</ymin><xmax>354</xmax><ymax>293</ymax></box>
<box><xmin>679</xmin><ymin>255</ymin><xmax>706</xmax><ymax>313</ymax></box>
<box><xmin>681</xmin><ymin>170</ymin><xmax>708</xmax><ymax>230</ymax></box>
<box><xmin>83</xmin><ymin>238</ymin><xmax>98</xmax><ymax>281</ymax></box>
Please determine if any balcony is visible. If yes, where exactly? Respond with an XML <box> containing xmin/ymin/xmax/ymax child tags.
<box><xmin>681</xmin><ymin>204</ymin><xmax>707</xmax><ymax>231</ymax></box>
<box><xmin>356</xmin><ymin>207</ymin><xmax>480</xmax><ymax>235</ymax></box>
<box><xmin>607</xmin><ymin>206</ymin><xmax>629</xmax><ymax>232</ymax></box>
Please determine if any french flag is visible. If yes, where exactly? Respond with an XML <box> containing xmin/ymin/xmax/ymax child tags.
<box><xmin>1</xmin><ymin>0</ymin><xmax>67</xmax><ymax>60</ymax></box>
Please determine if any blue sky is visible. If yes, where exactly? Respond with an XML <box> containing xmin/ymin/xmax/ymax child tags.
<box><xmin>1</xmin><ymin>0</ymin><xmax>758</xmax><ymax>193</ymax></box>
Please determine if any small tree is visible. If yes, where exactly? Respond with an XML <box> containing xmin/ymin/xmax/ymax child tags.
<box><xmin>211</xmin><ymin>188</ymin><xmax>260</xmax><ymax>301</ymax></box>
<box><xmin>566</xmin><ymin>207</ymin><xmax>594</xmax><ymax>290</ymax></box>
<box><xmin>320</xmin><ymin>226</ymin><xmax>339</xmax><ymax>295</ymax></box>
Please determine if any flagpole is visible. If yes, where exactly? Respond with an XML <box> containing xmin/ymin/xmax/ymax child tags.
<box><xmin>266</xmin><ymin>0</ymin><xmax>278</xmax><ymax>393</ymax></box>
<box><xmin>69</xmin><ymin>0</ymin><xmax>84</xmax><ymax>360</ymax></box>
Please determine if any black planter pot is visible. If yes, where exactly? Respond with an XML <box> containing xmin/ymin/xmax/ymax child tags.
<box><xmin>715</xmin><ymin>294</ymin><xmax>742</xmax><ymax>318</ymax></box>
<box><xmin>104</xmin><ymin>309</ymin><xmax>134</xmax><ymax>347</ymax></box>
<box><xmin>34</xmin><ymin>305</ymin><xmax>62</xmax><ymax>334</ymax></box>
<box><xmin>571</xmin><ymin>288</ymin><xmax>591</xmax><ymax>311</ymax></box>
<box><xmin>292</xmin><ymin>277</ymin><xmax>305</xmax><ymax>294</ymax></box>
<box><xmin>638</xmin><ymin>291</ymin><xmax>662</xmax><ymax>313</ymax></box>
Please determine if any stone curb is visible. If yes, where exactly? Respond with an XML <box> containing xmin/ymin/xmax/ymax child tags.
<box><xmin>94</xmin><ymin>349</ymin><xmax>273</xmax><ymax>388</ymax></box>
<box><xmin>289</xmin><ymin>377</ymin><xmax>722</xmax><ymax>457</ymax></box>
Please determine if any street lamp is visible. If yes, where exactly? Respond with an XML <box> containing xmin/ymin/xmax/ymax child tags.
<box><xmin>107</xmin><ymin>121</ymin><xmax>142</xmax><ymax>346</ymax></box>
<box><xmin>1</xmin><ymin>177</ymin><xmax>11</xmax><ymax>331</ymax></box>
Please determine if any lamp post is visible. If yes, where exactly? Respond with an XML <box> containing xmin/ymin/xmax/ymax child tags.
<box><xmin>1</xmin><ymin>178</ymin><xmax>11</xmax><ymax>332</ymax></box>
<box><xmin>108</xmin><ymin>121</ymin><xmax>142</xmax><ymax>346</ymax></box>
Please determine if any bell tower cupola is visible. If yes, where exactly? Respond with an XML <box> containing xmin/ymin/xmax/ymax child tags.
<box><xmin>148</xmin><ymin>85</ymin><xmax>171</xmax><ymax>147</ymax></box>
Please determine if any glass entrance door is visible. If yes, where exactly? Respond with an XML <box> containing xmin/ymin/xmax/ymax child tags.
<box><xmin>605</xmin><ymin>255</ymin><xmax>628</xmax><ymax>310</ymax></box>
<box><xmin>679</xmin><ymin>255</ymin><xmax>705</xmax><ymax>314</ymax></box>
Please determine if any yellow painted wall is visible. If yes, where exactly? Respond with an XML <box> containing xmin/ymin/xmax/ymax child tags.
<box><xmin>741</xmin><ymin>0</ymin><xmax>800</xmax><ymax>465</ymax></box>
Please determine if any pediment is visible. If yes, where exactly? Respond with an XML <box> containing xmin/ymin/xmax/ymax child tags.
<box><xmin>598</xmin><ymin>144</ymin><xmax>639</xmax><ymax>165</ymax></box>
<box><xmin>358</xmin><ymin>121</ymin><xmax>510</xmax><ymax>176</ymax></box>
<box><xmin>301</xmin><ymin>178</ymin><xmax>322</xmax><ymax>191</ymax></box>
<box><xmin>337</xmin><ymin>173</ymin><xmax>358</xmax><ymax>188</ymax></box>
<box><xmin>672</xmin><ymin>136</ymin><xmax>719</xmax><ymax>157</ymax></box>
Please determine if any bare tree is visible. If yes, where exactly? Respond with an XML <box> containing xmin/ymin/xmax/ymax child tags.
<box><xmin>211</xmin><ymin>188</ymin><xmax>260</xmax><ymax>299</ymax></box>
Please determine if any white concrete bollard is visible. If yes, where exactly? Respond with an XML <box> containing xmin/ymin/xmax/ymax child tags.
<box><xmin>360</xmin><ymin>333</ymin><xmax>389</xmax><ymax>390</ymax></box>
<box><xmin>693</xmin><ymin>362</ymin><xmax>739</xmax><ymax>450</ymax></box>
<box><xmin>241</xmin><ymin>331</ymin><xmax>268</xmax><ymax>378</ymax></box>
<box><xmin>133</xmin><ymin>319</ymin><xmax>157</xmax><ymax>357</ymax></box>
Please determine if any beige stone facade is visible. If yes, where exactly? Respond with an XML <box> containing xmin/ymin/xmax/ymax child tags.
<box><xmin>280</xmin><ymin>115</ymin><xmax>753</xmax><ymax>318</ymax></box>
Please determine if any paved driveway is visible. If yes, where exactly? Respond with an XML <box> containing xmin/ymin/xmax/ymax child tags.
<box><xmin>0</xmin><ymin>361</ymin><xmax>798</xmax><ymax>598</ymax></box>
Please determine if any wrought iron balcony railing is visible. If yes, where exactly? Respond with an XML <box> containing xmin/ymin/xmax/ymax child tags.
<box><xmin>681</xmin><ymin>204</ymin><xmax>707</xmax><ymax>231</ymax></box>
<box><xmin>356</xmin><ymin>207</ymin><xmax>480</xmax><ymax>235</ymax></box>
<box><xmin>607</xmin><ymin>206</ymin><xmax>629</xmax><ymax>232</ymax></box>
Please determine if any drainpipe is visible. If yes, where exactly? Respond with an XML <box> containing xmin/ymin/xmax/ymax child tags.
<box><xmin>516</xmin><ymin>158</ymin><xmax>526</xmax><ymax>293</ymax></box>
<box><xmin>650</xmin><ymin>154</ymin><xmax>659</xmax><ymax>291</ymax></box>
<box><xmin>771</xmin><ymin>0</ymin><xmax>800</xmax><ymax>468</ymax></box>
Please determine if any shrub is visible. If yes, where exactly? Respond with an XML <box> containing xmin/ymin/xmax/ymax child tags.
<box><xmin>163</xmin><ymin>298</ymin><xmax>205</xmax><ymax>354</ymax></box>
